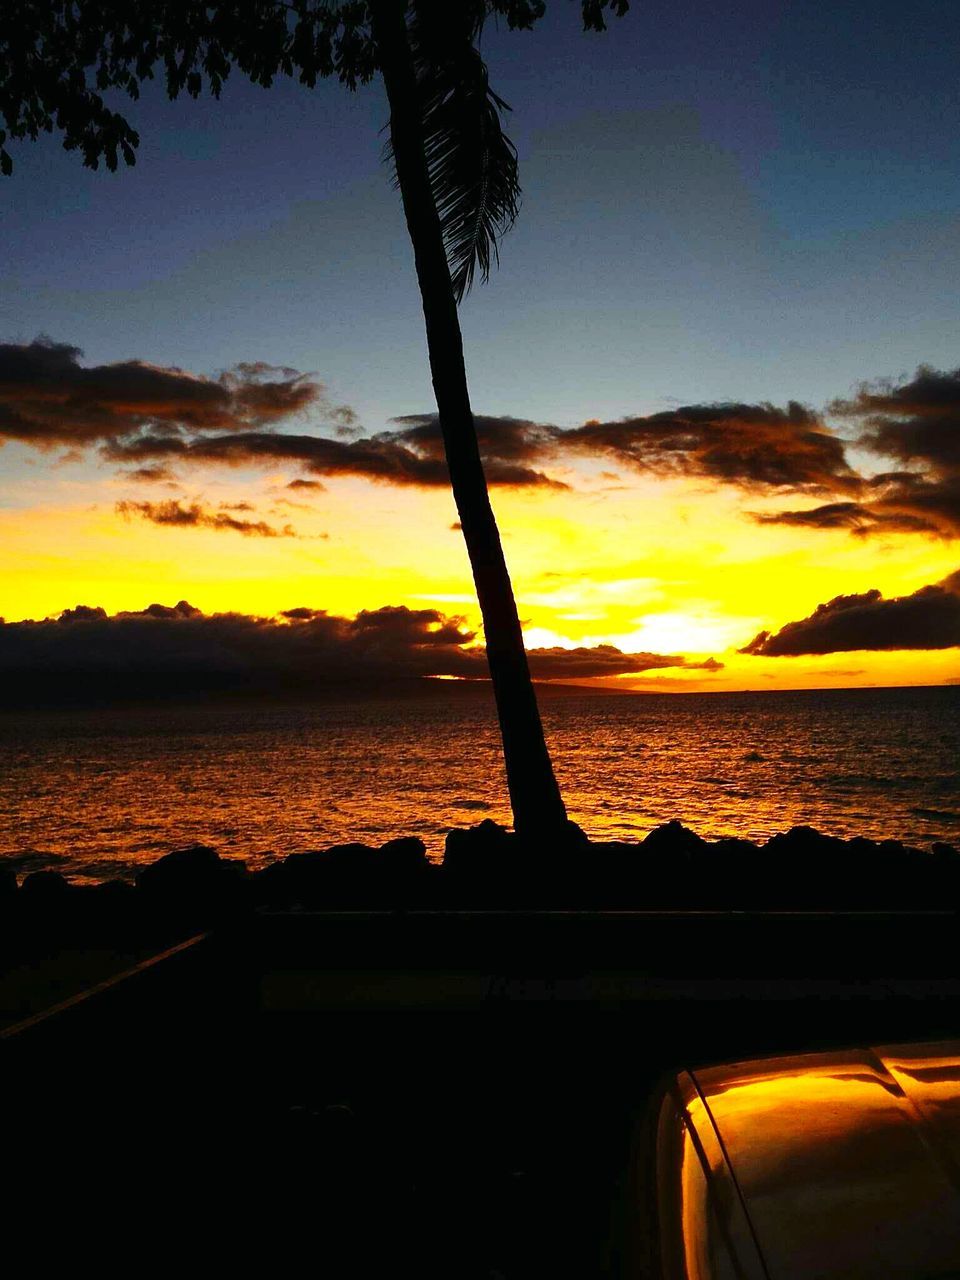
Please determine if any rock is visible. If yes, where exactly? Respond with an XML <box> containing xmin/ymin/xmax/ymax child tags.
<box><xmin>253</xmin><ymin>843</ymin><xmax>382</xmax><ymax>906</ymax></box>
<box><xmin>378</xmin><ymin>836</ymin><xmax>428</xmax><ymax>874</ymax></box>
<box><xmin>136</xmin><ymin>843</ymin><xmax>247</xmax><ymax>913</ymax></box>
<box><xmin>137</xmin><ymin>843</ymin><xmax>219</xmax><ymax>885</ymax></box>
<box><xmin>20</xmin><ymin>869</ymin><xmax>73</xmax><ymax>897</ymax></box>
<box><xmin>443</xmin><ymin>819</ymin><xmax>513</xmax><ymax>873</ymax></box>
<box><xmin>91</xmin><ymin>878</ymin><xmax>137</xmax><ymax>903</ymax></box>
<box><xmin>876</xmin><ymin>838</ymin><xmax>908</xmax><ymax>858</ymax></box>
<box><xmin>763</xmin><ymin>825</ymin><xmax>844</xmax><ymax>854</ymax></box>
<box><xmin>529</xmin><ymin>819</ymin><xmax>591</xmax><ymax>857</ymax></box>
<box><xmin>641</xmin><ymin>820</ymin><xmax>706</xmax><ymax>857</ymax></box>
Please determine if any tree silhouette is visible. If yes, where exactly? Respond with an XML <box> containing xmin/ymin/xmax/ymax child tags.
<box><xmin>1</xmin><ymin>0</ymin><xmax>628</xmax><ymax>841</ymax></box>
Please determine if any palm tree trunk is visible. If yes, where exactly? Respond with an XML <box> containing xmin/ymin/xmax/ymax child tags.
<box><xmin>372</xmin><ymin>0</ymin><xmax>567</xmax><ymax>840</ymax></box>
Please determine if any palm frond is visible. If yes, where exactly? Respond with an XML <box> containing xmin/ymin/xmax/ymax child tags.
<box><xmin>391</xmin><ymin>1</ymin><xmax>522</xmax><ymax>303</ymax></box>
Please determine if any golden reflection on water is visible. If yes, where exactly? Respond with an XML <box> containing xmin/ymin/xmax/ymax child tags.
<box><xmin>664</xmin><ymin>1045</ymin><xmax>960</xmax><ymax>1280</ymax></box>
<box><xmin>0</xmin><ymin>687</ymin><xmax>958</xmax><ymax>881</ymax></box>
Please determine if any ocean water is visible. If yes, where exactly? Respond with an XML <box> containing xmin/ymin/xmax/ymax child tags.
<box><xmin>1</xmin><ymin>685</ymin><xmax>958</xmax><ymax>883</ymax></box>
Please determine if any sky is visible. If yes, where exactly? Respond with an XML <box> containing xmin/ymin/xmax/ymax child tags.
<box><xmin>1</xmin><ymin>0</ymin><xmax>959</xmax><ymax>694</ymax></box>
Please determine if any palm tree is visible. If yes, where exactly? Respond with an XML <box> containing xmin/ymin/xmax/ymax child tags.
<box><xmin>1</xmin><ymin>0</ymin><xmax>628</xmax><ymax>840</ymax></box>
<box><xmin>370</xmin><ymin>0</ymin><xmax>567</xmax><ymax>839</ymax></box>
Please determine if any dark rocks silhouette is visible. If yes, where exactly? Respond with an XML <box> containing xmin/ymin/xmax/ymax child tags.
<box><xmin>443</xmin><ymin>817</ymin><xmax>592</xmax><ymax>906</ymax></box>
<box><xmin>2</xmin><ymin>821</ymin><xmax>959</xmax><ymax>952</ymax></box>
<box><xmin>445</xmin><ymin>818</ymin><xmax>514</xmax><ymax>876</ymax></box>
<box><xmin>379</xmin><ymin>836</ymin><xmax>430</xmax><ymax>874</ymax></box>
<box><xmin>20</xmin><ymin>869</ymin><xmax>74</xmax><ymax>898</ymax></box>
<box><xmin>253</xmin><ymin>836</ymin><xmax>434</xmax><ymax>908</ymax></box>
<box><xmin>642</xmin><ymin>819</ymin><xmax>706</xmax><ymax>857</ymax></box>
<box><xmin>136</xmin><ymin>842</ymin><xmax>249</xmax><ymax>919</ymax></box>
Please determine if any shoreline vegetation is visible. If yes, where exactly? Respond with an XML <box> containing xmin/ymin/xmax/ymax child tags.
<box><xmin>4</xmin><ymin>818</ymin><xmax>960</xmax><ymax>1028</ymax></box>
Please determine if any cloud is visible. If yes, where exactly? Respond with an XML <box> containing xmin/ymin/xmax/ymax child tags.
<box><xmin>524</xmin><ymin>645</ymin><xmax>723</xmax><ymax>680</ymax></box>
<box><xmin>834</xmin><ymin>365</ymin><xmax>960</xmax><ymax>470</ymax></box>
<box><xmin>392</xmin><ymin>413</ymin><xmax>560</xmax><ymax>467</ymax></box>
<box><xmin>0</xmin><ymin>339</ymin><xmax>558</xmax><ymax>489</ymax></box>
<box><xmin>116</xmin><ymin>499</ymin><xmax>297</xmax><ymax>538</ymax></box>
<box><xmin>820</xmin><ymin>365</ymin><xmax>960</xmax><ymax>537</ymax></box>
<box><xmin>105</xmin><ymin>425</ymin><xmax>562</xmax><ymax>488</ymax></box>
<box><xmin>271</xmin><ymin>498</ymin><xmax>316</xmax><ymax>513</ymax></box>
<box><xmin>6</xmin><ymin>336</ymin><xmax>896</xmax><ymax>502</ymax></box>
<box><xmin>740</xmin><ymin>569</ymin><xmax>960</xmax><ymax>656</ymax></box>
<box><xmin>125</xmin><ymin>465</ymin><xmax>176</xmax><ymax>483</ymax></box>
<box><xmin>753</xmin><ymin>501</ymin><xmax>938</xmax><ymax>537</ymax></box>
<box><xmin>102</xmin><ymin>398</ymin><xmax>862</xmax><ymax>495</ymax></box>
<box><xmin>35</xmin><ymin>336</ymin><xmax>960</xmax><ymax>525</ymax></box>
<box><xmin>0</xmin><ymin>601</ymin><xmax>722</xmax><ymax>702</ymax></box>
<box><xmin>391</xmin><ymin>403</ymin><xmax>857</xmax><ymax>494</ymax></box>
<box><xmin>0</xmin><ymin>337</ymin><xmax>327</xmax><ymax>447</ymax></box>
<box><xmin>561</xmin><ymin>403</ymin><xmax>857</xmax><ymax>492</ymax></box>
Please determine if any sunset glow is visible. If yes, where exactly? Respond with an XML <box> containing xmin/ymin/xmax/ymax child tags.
<box><xmin>2</xmin><ymin>433</ymin><xmax>957</xmax><ymax>693</ymax></box>
<box><xmin>2</xmin><ymin>3</ymin><xmax>958</xmax><ymax>699</ymax></box>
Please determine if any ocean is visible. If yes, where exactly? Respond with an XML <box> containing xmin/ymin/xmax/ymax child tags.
<box><xmin>1</xmin><ymin>685</ymin><xmax>958</xmax><ymax>883</ymax></box>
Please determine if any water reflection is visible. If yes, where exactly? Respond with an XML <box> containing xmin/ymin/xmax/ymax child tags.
<box><xmin>0</xmin><ymin>686</ymin><xmax>957</xmax><ymax>881</ymax></box>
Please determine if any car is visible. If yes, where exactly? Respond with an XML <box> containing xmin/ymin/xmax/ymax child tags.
<box><xmin>644</xmin><ymin>1039</ymin><xmax>960</xmax><ymax>1279</ymax></box>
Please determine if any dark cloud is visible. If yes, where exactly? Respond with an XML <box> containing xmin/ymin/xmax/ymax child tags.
<box><xmin>0</xmin><ymin>337</ymin><xmax>326</xmax><ymax>448</ymax></box>
<box><xmin>693</xmin><ymin>656</ymin><xmax>725</xmax><ymax>672</ymax></box>
<box><xmin>38</xmin><ymin>336</ymin><xmax>960</xmax><ymax>524</ymax></box>
<box><xmin>0</xmin><ymin>338</ymin><xmax>556</xmax><ymax>488</ymax></box>
<box><xmin>0</xmin><ymin>602</ymin><xmax>723</xmax><ymax>703</ymax></box>
<box><xmin>391</xmin><ymin>403</ymin><xmax>857</xmax><ymax>494</ymax></box>
<box><xmin>103</xmin><ymin>398</ymin><xmax>863</xmax><ymax>495</ymax></box>
<box><xmin>833</xmin><ymin>365</ymin><xmax>960</xmax><ymax>470</ymax></box>
<box><xmin>754</xmin><ymin>501</ymin><xmax>938</xmax><ymax>537</ymax></box>
<box><xmin>2</xmin><ymin>337</ymin><xmax>563</xmax><ymax>489</ymax></box>
<box><xmin>740</xmin><ymin>570</ymin><xmax>960</xmax><ymax>656</ymax></box>
<box><xmin>105</xmin><ymin>425</ymin><xmax>562</xmax><ymax>488</ymax></box>
<box><xmin>392</xmin><ymin>413</ymin><xmax>560</xmax><ymax>466</ymax></box>
<box><xmin>561</xmin><ymin>403</ymin><xmax>857</xmax><ymax>492</ymax></box>
<box><xmin>823</xmin><ymin>365</ymin><xmax>960</xmax><ymax>537</ymax></box>
<box><xmin>124</xmin><ymin>465</ymin><xmax>175</xmax><ymax>483</ymax></box>
<box><xmin>526</xmin><ymin>649</ymin><xmax>723</xmax><ymax>679</ymax></box>
<box><xmin>116</xmin><ymin>499</ymin><xmax>296</xmax><ymax>538</ymax></box>
<box><xmin>59</xmin><ymin>604</ymin><xmax>109</xmax><ymax>622</ymax></box>
<box><xmin>0</xmin><ymin>603</ymin><xmax>480</xmax><ymax>693</ymax></box>
<box><xmin>866</xmin><ymin>475</ymin><xmax>960</xmax><ymax>538</ymax></box>
<box><xmin>7</xmin><ymin>336</ymin><xmax>900</xmax><ymax>501</ymax></box>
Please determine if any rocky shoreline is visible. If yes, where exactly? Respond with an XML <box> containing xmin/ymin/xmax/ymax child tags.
<box><xmin>5</xmin><ymin>817</ymin><xmax>960</xmax><ymax>923</ymax></box>
<box><xmin>4</xmin><ymin>816</ymin><xmax>960</xmax><ymax>1032</ymax></box>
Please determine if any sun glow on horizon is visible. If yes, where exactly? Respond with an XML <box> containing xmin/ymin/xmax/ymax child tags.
<box><xmin>1</xmin><ymin>430</ymin><xmax>958</xmax><ymax>694</ymax></box>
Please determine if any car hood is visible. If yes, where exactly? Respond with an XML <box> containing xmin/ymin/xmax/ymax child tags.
<box><xmin>659</xmin><ymin>1040</ymin><xmax>960</xmax><ymax>1279</ymax></box>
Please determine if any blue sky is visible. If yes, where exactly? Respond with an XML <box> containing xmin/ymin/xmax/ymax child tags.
<box><xmin>2</xmin><ymin>0</ymin><xmax>958</xmax><ymax>448</ymax></box>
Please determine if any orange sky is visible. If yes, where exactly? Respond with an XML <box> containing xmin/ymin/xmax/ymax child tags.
<box><xmin>2</xmin><ymin>438</ymin><xmax>957</xmax><ymax>692</ymax></box>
